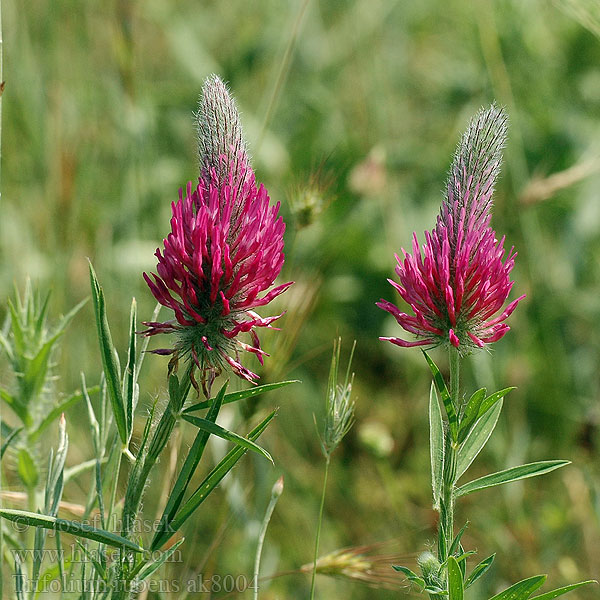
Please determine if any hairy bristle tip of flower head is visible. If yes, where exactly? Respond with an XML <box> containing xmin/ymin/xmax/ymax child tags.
<box><xmin>195</xmin><ymin>74</ymin><xmax>249</xmax><ymax>192</ymax></box>
<box><xmin>444</xmin><ymin>103</ymin><xmax>508</xmax><ymax>237</ymax></box>
<box><xmin>378</xmin><ymin>104</ymin><xmax>524</xmax><ymax>354</ymax></box>
<box><xmin>143</xmin><ymin>75</ymin><xmax>292</xmax><ymax>395</ymax></box>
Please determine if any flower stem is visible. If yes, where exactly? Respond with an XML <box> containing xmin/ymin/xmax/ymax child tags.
<box><xmin>438</xmin><ymin>348</ymin><xmax>461</xmax><ymax>577</ymax></box>
<box><xmin>310</xmin><ymin>455</ymin><xmax>330</xmax><ymax>600</ymax></box>
<box><xmin>449</xmin><ymin>347</ymin><xmax>460</xmax><ymax>408</ymax></box>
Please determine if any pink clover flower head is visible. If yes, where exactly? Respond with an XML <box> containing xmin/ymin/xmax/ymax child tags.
<box><xmin>377</xmin><ymin>104</ymin><xmax>525</xmax><ymax>353</ymax></box>
<box><xmin>143</xmin><ymin>75</ymin><xmax>292</xmax><ymax>393</ymax></box>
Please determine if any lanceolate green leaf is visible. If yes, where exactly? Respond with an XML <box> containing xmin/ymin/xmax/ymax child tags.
<box><xmin>456</xmin><ymin>461</ymin><xmax>570</xmax><ymax>498</ymax></box>
<box><xmin>22</xmin><ymin>298</ymin><xmax>87</xmax><ymax>408</ymax></box>
<box><xmin>0</xmin><ymin>330</ymin><xmax>14</xmax><ymax>363</ymax></box>
<box><xmin>183</xmin><ymin>380</ymin><xmax>300</xmax><ymax>413</ymax></box>
<box><xmin>89</xmin><ymin>262</ymin><xmax>128</xmax><ymax>445</ymax></box>
<box><xmin>465</xmin><ymin>554</ymin><xmax>495</xmax><ymax>589</ymax></box>
<box><xmin>488</xmin><ymin>575</ymin><xmax>546</xmax><ymax>600</ymax></box>
<box><xmin>458</xmin><ymin>387</ymin><xmax>486</xmax><ymax>443</ymax></box>
<box><xmin>425</xmin><ymin>585</ymin><xmax>447</xmax><ymax>595</ymax></box>
<box><xmin>182</xmin><ymin>414</ymin><xmax>274</xmax><ymax>464</ymax></box>
<box><xmin>429</xmin><ymin>383</ymin><xmax>445</xmax><ymax>510</ymax></box>
<box><xmin>151</xmin><ymin>385</ymin><xmax>225</xmax><ymax>550</ymax></box>
<box><xmin>0</xmin><ymin>509</ymin><xmax>143</xmax><ymax>552</ymax></box>
<box><xmin>33</xmin><ymin>290</ymin><xmax>52</xmax><ymax>339</ymax></box>
<box><xmin>0</xmin><ymin>388</ymin><xmax>30</xmax><ymax>427</ymax></box>
<box><xmin>7</xmin><ymin>300</ymin><xmax>25</xmax><ymax>360</ymax></box>
<box><xmin>530</xmin><ymin>580</ymin><xmax>597</xmax><ymax>600</ymax></box>
<box><xmin>478</xmin><ymin>387</ymin><xmax>514</xmax><ymax>419</ymax></box>
<box><xmin>447</xmin><ymin>556</ymin><xmax>464</xmax><ymax>600</ymax></box>
<box><xmin>448</xmin><ymin>521</ymin><xmax>468</xmax><ymax>557</ymax></box>
<box><xmin>423</xmin><ymin>351</ymin><xmax>458</xmax><ymax>441</ymax></box>
<box><xmin>152</xmin><ymin>410</ymin><xmax>276</xmax><ymax>549</ymax></box>
<box><xmin>392</xmin><ymin>566</ymin><xmax>426</xmax><ymax>589</ymax></box>
<box><xmin>22</xmin><ymin>331</ymin><xmax>63</xmax><ymax>403</ymax></box>
<box><xmin>456</xmin><ymin>399</ymin><xmax>503</xmax><ymax>480</ymax></box>
<box><xmin>123</xmin><ymin>298</ymin><xmax>138</xmax><ymax>439</ymax></box>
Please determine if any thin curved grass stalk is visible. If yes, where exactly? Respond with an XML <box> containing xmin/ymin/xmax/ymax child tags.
<box><xmin>253</xmin><ymin>476</ymin><xmax>284</xmax><ymax>600</ymax></box>
<box><xmin>256</xmin><ymin>0</ymin><xmax>311</xmax><ymax>153</ymax></box>
<box><xmin>309</xmin><ymin>456</ymin><xmax>329</xmax><ymax>600</ymax></box>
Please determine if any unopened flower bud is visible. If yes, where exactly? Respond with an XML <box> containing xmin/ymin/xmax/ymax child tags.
<box><xmin>271</xmin><ymin>475</ymin><xmax>284</xmax><ymax>499</ymax></box>
<box><xmin>417</xmin><ymin>551</ymin><xmax>440</xmax><ymax>580</ymax></box>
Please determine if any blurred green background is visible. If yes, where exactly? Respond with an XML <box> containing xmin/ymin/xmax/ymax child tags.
<box><xmin>1</xmin><ymin>0</ymin><xmax>600</xmax><ymax>597</ymax></box>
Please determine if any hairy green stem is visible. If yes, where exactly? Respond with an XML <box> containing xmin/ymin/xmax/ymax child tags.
<box><xmin>310</xmin><ymin>455</ymin><xmax>330</xmax><ymax>600</ymax></box>
<box><xmin>449</xmin><ymin>347</ymin><xmax>460</xmax><ymax>408</ymax></box>
<box><xmin>446</xmin><ymin>348</ymin><xmax>460</xmax><ymax>549</ymax></box>
<box><xmin>113</xmin><ymin>372</ymin><xmax>192</xmax><ymax>599</ymax></box>
<box><xmin>120</xmin><ymin>373</ymin><xmax>191</xmax><ymax>541</ymax></box>
<box><xmin>434</xmin><ymin>347</ymin><xmax>461</xmax><ymax>598</ymax></box>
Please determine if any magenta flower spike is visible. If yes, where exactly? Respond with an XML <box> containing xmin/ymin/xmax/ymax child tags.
<box><xmin>143</xmin><ymin>75</ymin><xmax>292</xmax><ymax>392</ymax></box>
<box><xmin>378</xmin><ymin>105</ymin><xmax>525</xmax><ymax>353</ymax></box>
